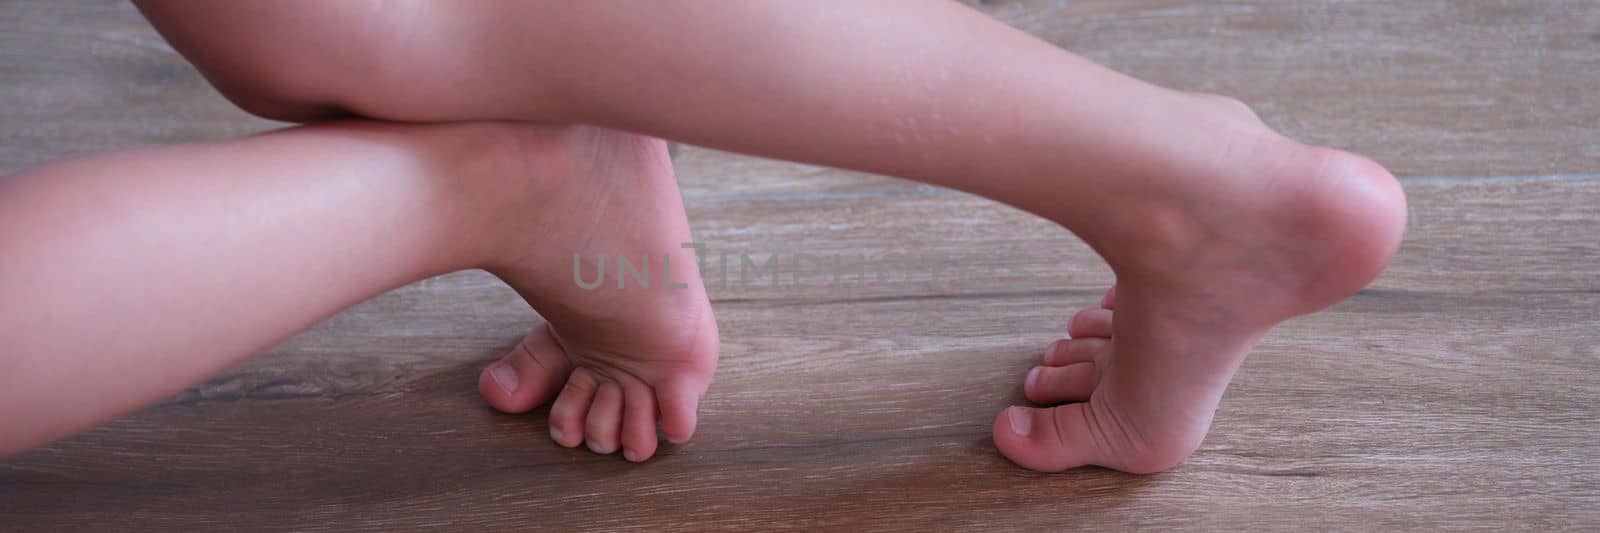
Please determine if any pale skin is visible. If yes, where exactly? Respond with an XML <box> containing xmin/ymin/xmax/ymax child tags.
<box><xmin>0</xmin><ymin>1</ymin><xmax>1407</xmax><ymax>473</ymax></box>
<box><xmin>0</xmin><ymin>122</ymin><xmax>710</xmax><ymax>461</ymax></box>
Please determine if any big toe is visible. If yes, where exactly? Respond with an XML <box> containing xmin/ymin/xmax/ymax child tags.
<box><xmin>993</xmin><ymin>405</ymin><xmax>1100</xmax><ymax>472</ymax></box>
<box><xmin>992</xmin><ymin>404</ymin><xmax>1197</xmax><ymax>474</ymax></box>
<box><xmin>655</xmin><ymin>375</ymin><xmax>709</xmax><ymax>445</ymax></box>
<box><xmin>478</xmin><ymin>325</ymin><xmax>573</xmax><ymax>414</ymax></box>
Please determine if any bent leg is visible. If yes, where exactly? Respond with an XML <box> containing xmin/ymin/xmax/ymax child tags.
<box><xmin>133</xmin><ymin>0</ymin><xmax>1408</xmax><ymax>472</ymax></box>
<box><xmin>0</xmin><ymin>121</ymin><xmax>716</xmax><ymax>462</ymax></box>
<box><xmin>0</xmin><ymin>122</ymin><xmax>520</xmax><ymax>456</ymax></box>
<box><xmin>135</xmin><ymin>0</ymin><xmax>1191</xmax><ymax>215</ymax></box>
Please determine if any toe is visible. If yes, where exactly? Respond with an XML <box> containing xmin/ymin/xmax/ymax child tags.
<box><xmin>1067</xmin><ymin>308</ymin><xmax>1114</xmax><ymax>339</ymax></box>
<box><xmin>478</xmin><ymin>325</ymin><xmax>574</xmax><ymax>414</ymax></box>
<box><xmin>1043</xmin><ymin>337</ymin><xmax>1107</xmax><ymax>366</ymax></box>
<box><xmin>994</xmin><ymin>403</ymin><xmax>1197</xmax><ymax>474</ymax></box>
<box><xmin>656</xmin><ymin>375</ymin><xmax>708</xmax><ymax>444</ymax></box>
<box><xmin>618</xmin><ymin>378</ymin><xmax>660</xmax><ymax>462</ymax></box>
<box><xmin>584</xmin><ymin>380</ymin><xmax>624</xmax><ymax>455</ymax></box>
<box><xmin>992</xmin><ymin>404</ymin><xmax>1102</xmax><ymax>472</ymax></box>
<box><xmin>548</xmin><ymin>367</ymin><xmax>599</xmax><ymax>448</ymax></box>
<box><xmin>1024</xmin><ymin>364</ymin><xmax>1099</xmax><ymax>404</ymax></box>
<box><xmin>1100</xmin><ymin>285</ymin><xmax>1117</xmax><ymax>310</ymax></box>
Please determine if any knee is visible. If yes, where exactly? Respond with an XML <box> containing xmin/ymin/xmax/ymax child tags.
<box><xmin>138</xmin><ymin>1</ymin><xmax>575</xmax><ymax>124</ymax></box>
<box><xmin>136</xmin><ymin>1</ymin><xmax>400</xmax><ymax>123</ymax></box>
<box><xmin>200</xmin><ymin>62</ymin><xmax>354</xmax><ymax>124</ymax></box>
<box><xmin>176</xmin><ymin>32</ymin><xmax>381</xmax><ymax>124</ymax></box>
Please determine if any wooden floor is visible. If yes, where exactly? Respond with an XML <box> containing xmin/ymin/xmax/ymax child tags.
<box><xmin>3</xmin><ymin>0</ymin><xmax>1598</xmax><ymax>530</ymax></box>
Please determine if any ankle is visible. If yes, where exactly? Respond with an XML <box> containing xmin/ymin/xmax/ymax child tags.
<box><xmin>450</xmin><ymin>125</ymin><xmax>682</xmax><ymax>277</ymax></box>
<box><xmin>400</xmin><ymin>122</ymin><xmax>563</xmax><ymax>274</ymax></box>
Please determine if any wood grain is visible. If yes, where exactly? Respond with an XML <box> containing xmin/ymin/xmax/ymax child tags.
<box><xmin>2</xmin><ymin>0</ymin><xmax>1598</xmax><ymax>530</ymax></box>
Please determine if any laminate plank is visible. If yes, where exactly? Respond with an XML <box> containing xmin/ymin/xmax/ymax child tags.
<box><xmin>3</xmin><ymin>286</ymin><xmax>1595</xmax><ymax>530</ymax></box>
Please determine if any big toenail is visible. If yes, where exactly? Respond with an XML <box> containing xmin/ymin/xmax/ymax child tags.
<box><xmin>1026</xmin><ymin>367</ymin><xmax>1040</xmax><ymax>390</ymax></box>
<box><xmin>489</xmin><ymin>363</ymin><xmax>519</xmax><ymax>393</ymax></box>
<box><xmin>550</xmin><ymin>426</ymin><xmax>564</xmax><ymax>444</ymax></box>
<box><xmin>1008</xmin><ymin>406</ymin><xmax>1033</xmax><ymax>437</ymax></box>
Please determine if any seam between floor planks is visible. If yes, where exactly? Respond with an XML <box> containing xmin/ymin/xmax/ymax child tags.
<box><xmin>679</xmin><ymin>171</ymin><xmax>1600</xmax><ymax>204</ymax></box>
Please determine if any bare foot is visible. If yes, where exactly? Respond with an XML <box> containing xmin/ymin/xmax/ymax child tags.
<box><xmin>993</xmin><ymin>93</ymin><xmax>1407</xmax><ymax>473</ymax></box>
<box><xmin>470</xmin><ymin>125</ymin><xmax>717</xmax><ymax>462</ymax></box>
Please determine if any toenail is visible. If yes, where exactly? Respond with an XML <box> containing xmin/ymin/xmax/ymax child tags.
<box><xmin>623</xmin><ymin>448</ymin><xmax>640</xmax><ymax>462</ymax></box>
<box><xmin>550</xmin><ymin>426</ymin><xmax>564</xmax><ymax>444</ymax></box>
<box><xmin>1026</xmin><ymin>367</ymin><xmax>1040</xmax><ymax>390</ymax></box>
<box><xmin>586</xmin><ymin>440</ymin><xmax>609</xmax><ymax>454</ymax></box>
<box><xmin>1007</xmin><ymin>406</ymin><xmax>1033</xmax><ymax>438</ymax></box>
<box><xmin>489</xmin><ymin>363</ymin><xmax>519</xmax><ymax>393</ymax></box>
<box><xmin>1045</xmin><ymin>340</ymin><xmax>1063</xmax><ymax>361</ymax></box>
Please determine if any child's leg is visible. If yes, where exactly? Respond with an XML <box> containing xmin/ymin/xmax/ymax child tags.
<box><xmin>134</xmin><ymin>1</ymin><xmax>1407</xmax><ymax>472</ymax></box>
<box><xmin>0</xmin><ymin>122</ymin><xmax>715</xmax><ymax>462</ymax></box>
